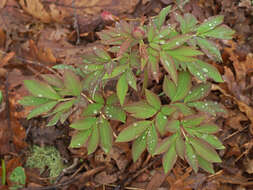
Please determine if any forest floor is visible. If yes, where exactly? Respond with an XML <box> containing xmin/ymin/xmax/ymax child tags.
<box><xmin>1</xmin><ymin>0</ymin><xmax>253</xmax><ymax>189</ymax></box>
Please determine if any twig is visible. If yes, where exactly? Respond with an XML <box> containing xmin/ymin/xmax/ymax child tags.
<box><xmin>0</xmin><ymin>49</ymin><xmax>58</xmax><ymax>75</ymax></box>
<box><xmin>72</xmin><ymin>0</ymin><xmax>80</xmax><ymax>45</ymax></box>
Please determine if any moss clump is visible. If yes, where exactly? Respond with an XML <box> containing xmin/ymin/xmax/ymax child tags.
<box><xmin>26</xmin><ymin>145</ymin><xmax>64</xmax><ymax>179</ymax></box>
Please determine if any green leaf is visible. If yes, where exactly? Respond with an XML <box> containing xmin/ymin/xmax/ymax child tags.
<box><xmin>41</xmin><ymin>74</ymin><xmax>63</xmax><ymax>88</ymax></box>
<box><xmin>147</xmin><ymin>124</ymin><xmax>158</xmax><ymax>155</ymax></box>
<box><xmin>200</xmin><ymin>25</ymin><xmax>235</xmax><ymax>39</ymax></box>
<box><xmin>197</xmin><ymin>155</ymin><xmax>214</xmax><ymax>174</ymax></box>
<box><xmin>163</xmin><ymin>143</ymin><xmax>177</xmax><ymax>173</ymax></box>
<box><xmin>124</xmin><ymin>101</ymin><xmax>157</xmax><ymax>119</ymax></box>
<box><xmin>104</xmin><ymin>105</ymin><xmax>126</xmax><ymax>122</ymax></box>
<box><xmin>82</xmin><ymin>103</ymin><xmax>103</xmax><ymax>116</ymax></box>
<box><xmin>155</xmin><ymin>112</ymin><xmax>168</xmax><ymax>135</ymax></box>
<box><xmin>51</xmin><ymin>99</ymin><xmax>76</xmax><ymax>114</ymax></box>
<box><xmin>0</xmin><ymin>91</ymin><xmax>2</xmax><ymax>104</ymax></box>
<box><xmin>70</xmin><ymin>117</ymin><xmax>97</xmax><ymax>130</ymax></box>
<box><xmin>147</xmin><ymin>22</ymin><xmax>156</xmax><ymax>42</ymax></box>
<box><xmin>132</xmin><ymin>132</ymin><xmax>147</xmax><ymax>162</ymax></box>
<box><xmin>189</xmin><ymin>137</ymin><xmax>222</xmax><ymax>163</ymax></box>
<box><xmin>154</xmin><ymin>5</ymin><xmax>171</xmax><ymax>30</ymax></box>
<box><xmin>24</xmin><ymin>80</ymin><xmax>60</xmax><ymax>100</ymax></box>
<box><xmin>167</xmin><ymin>46</ymin><xmax>203</xmax><ymax>58</ymax></box>
<box><xmin>175</xmin><ymin>13</ymin><xmax>197</xmax><ymax>34</ymax></box>
<box><xmin>47</xmin><ymin>112</ymin><xmax>62</xmax><ymax>126</ymax></box>
<box><xmin>197</xmin><ymin>15</ymin><xmax>224</xmax><ymax>35</ymax></box>
<box><xmin>160</xmin><ymin>51</ymin><xmax>177</xmax><ymax>84</ymax></box>
<box><xmin>181</xmin><ymin>116</ymin><xmax>205</xmax><ymax>127</ymax></box>
<box><xmin>106</xmin><ymin>94</ymin><xmax>119</xmax><ymax>105</ymax></box>
<box><xmin>19</xmin><ymin>96</ymin><xmax>51</xmax><ymax>106</ymax></box>
<box><xmin>163</xmin><ymin>75</ymin><xmax>176</xmax><ymax>100</ymax></box>
<box><xmin>93</xmin><ymin>93</ymin><xmax>105</xmax><ymax>104</ymax></box>
<box><xmin>161</xmin><ymin>34</ymin><xmax>192</xmax><ymax>50</ymax></box>
<box><xmin>116</xmin><ymin>121</ymin><xmax>151</xmax><ymax>142</ymax></box>
<box><xmin>126</xmin><ymin>70</ymin><xmax>137</xmax><ymax>91</ymax></box>
<box><xmin>160</xmin><ymin>105</ymin><xmax>177</xmax><ymax>116</ymax></box>
<box><xmin>87</xmin><ymin>124</ymin><xmax>99</xmax><ymax>154</ymax></box>
<box><xmin>63</xmin><ymin>70</ymin><xmax>82</xmax><ymax>96</ymax></box>
<box><xmin>155</xmin><ymin>134</ymin><xmax>177</xmax><ymax>155</ymax></box>
<box><xmin>187</xmin><ymin>101</ymin><xmax>226</xmax><ymax>116</ymax></box>
<box><xmin>175</xmin><ymin>133</ymin><xmax>185</xmax><ymax>159</ymax></box>
<box><xmin>103</xmin><ymin>64</ymin><xmax>129</xmax><ymax>80</ymax></box>
<box><xmin>166</xmin><ymin>119</ymin><xmax>180</xmax><ymax>133</ymax></box>
<box><xmin>185</xmin><ymin>141</ymin><xmax>198</xmax><ymax>173</ymax></box>
<box><xmin>172</xmin><ymin>71</ymin><xmax>191</xmax><ymax>102</ymax></box>
<box><xmin>145</xmin><ymin>89</ymin><xmax>161</xmax><ymax>110</ymax></box>
<box><xmin>193</xmin><ymin>123</ymin><xmax>219</xmax><ymax>134</ymax></box>
<box><xmin>27</xmin><ymin>101</ymin><xmax>58</xmax><ymax>119</ymax></box>
<box><xmin>69</xmin><ymin>129</ymin><xmax>92</xmax><ymax>148</ymax></box>
<box><xmin>99</xmin><ymin>118</ymin><xmax>113</xmax><ymax>153</ymax></box>
<box><xmin>190</xmin><ymin>60</ymin><xmax>223</xmax><ymax>82</ymax></box>
<box><xmin>171</xmin><ymin>103</ymin><xmax>195</xmax><ymax>116</ymax></box>
<box><xmin>117</xmin><ymin>73</ymin><xmax>128</xmax><ymax>106</ymax></box>
<box><xmin>94</xmin><ymin>47</ymin><xmax>111</xmax><ymax>61</ymax></box>
<box><xmin>196</xmin><ymin>37</ymin><xmax>222</xmax><ymax>62</ymax></box>
<box><xmin>196</xmin><ymin>133</ymin><xmax>225</xmax><ymax>150</ymax></box>
<box><xmin>184</xmin><ymin>83</ymin><xmax>211</xmax><ymax>103</ymax></box>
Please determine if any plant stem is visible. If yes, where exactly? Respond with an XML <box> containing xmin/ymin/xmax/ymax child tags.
<box><xmin>1</xmin><ymin>159</ymin><xmax>6</xmax><ymax>185</ymax></box>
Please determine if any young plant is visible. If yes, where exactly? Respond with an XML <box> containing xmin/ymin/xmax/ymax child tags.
<box><xmin>19</xmin><ymin>5</ymin><xmax>234</xmax><ymax>174</ymax></box>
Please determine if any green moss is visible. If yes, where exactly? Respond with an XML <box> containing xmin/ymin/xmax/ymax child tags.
<box><xmin>26</xmin><ymin>145</ymin><xmax>65</xmax><ymax>179</ymax></box>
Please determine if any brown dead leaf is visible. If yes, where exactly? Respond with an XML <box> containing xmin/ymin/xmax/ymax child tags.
<box><xmin>19</xmin><ymin>0</ymin><xmax>51</xmax><ymax>23</ymax></box>
<box><xmin>146</xmin><ymin>169</ymin><xmax>168</xmax><ymax>190</ymax></box>
<box><xmin>0</xmin><ymin>0</ymin><xmax>7</xmax><ymax>9</ymax></box>
<box><xmin>0</xmin><ymin>120</ymin><xmax>13</xmax><ymax>155</ymax></box>
<box><xmin>94</xmin><ymin>171</ymin><xmax>118</xmax><ymax>184</ymax></box>
<box><xmin>0</xmin><ymin>52</ymin><xmax>15</xmax><ymax>67</ymax></box>
<box><xmin>0</xmin><ymin>28</ymin><xmax>5</xmax><ymax>47</ymax></box>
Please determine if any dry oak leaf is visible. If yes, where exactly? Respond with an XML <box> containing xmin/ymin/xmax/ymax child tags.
<box><xmin>19</xmin><ymin>0</ymin><xmax>51</xmax><ymax>23</ymax></box>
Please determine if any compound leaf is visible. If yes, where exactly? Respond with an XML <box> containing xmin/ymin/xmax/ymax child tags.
<box><xmin>160</xmin><ymin>51</ymin><xmax>177</xmax><ymax>84</ymax></box>
<box><xmin>155</xmin><ymin>112</ymin><xmax>168</xmax><ymax>135</ymax></box>
<box><xmin>64</xmin><ymin>70</ymin><xmax>82</xmax><ymax>96</ymax></box>
<box><xmin>99</xmin><ymin>118</ymin><xmax>113</xmax><ymax>153</ymax></box>
<box><xmin>172</xmin><ymin>71</ymin><xmax>191</xmax><ymax>102</ymax></box>
<box><xmin>27</xmin><ymin>101</ymin><xmax>58</xmax><ymax>119</ymax></box>
<box><xmin>69</xmin><ymin>129</ymin><xmax>92</xmax><ymax>148</ymax></box>
<box><xmin>145</xmin><ymin>89</ymin><xmax>161</xmax><ymax>110</ymax></box>
<box><xmin>200</xmin><ymin>25</ymin><xmax>235</xmax><ymax>40</ymax></box>
<box><xmin>185</xmin><ymin>141</ymin><xmax>198</xmax><ymax>173</ymax></box>
<box><xmin>82</xmin><ymin>103</ymin><xmax>103</xmax><ymax>116</ymax></box>
<box><xmin>70</xmin><ymin>117</ymin><xmax>97</xmax><ymax>130</ymax></box>
<box><xmin>184</xmin><ymin>82</ymin><xmax>211</xmax><ymax>103</ymax></box>
<box><xmin>104</xmin><ymin>105</ymin><xmax>126</xmax><ymax>123</ymax></box>
<box><xmin>19</xmin><ymin>96</ymin><xmax>51</xmax><ymax>106</ymax></box>
<box><xmin>197</xmin><ymin>155</ymin><xmax>215</xmax><ymax>174</ymax></box>
<box><xmin>187</xmin><ymin>101</ymin><xmax>226</xmax><ymax>116</ymax></box>
<box><xmin>189</xmin><ymin>137</ymin><xmax>222</xmax><ymax>163</ymax></box>
<box><xmin>154</xmin><ymin>5</ymin><xmax>171</xmax><ymax>30</ymax></box>
<box><xmin>87</xmin><ymin>125</ymin><xmax>99</xmax><ymax>154</ymax></box>
<box><xmin>163</xmin><ymin>75</ymin><xmax>176</xmax><ymax>100</ymax></box>
<box><xmin>197</xmin><ymin>15</ymin><xmax>224</xmax><ymax>35</ymax></box>
<box><xmin>147</xmin><ymin>124</ymin><xmax>158</xmax><ymax>155</ymax></box>
<box><xmin>117</xmin><ymin>73</ymin><xmax>128</xmax><ymax>106</ymax></box>
<box><xmin>196</xmin><ymin>37</ymin><xmax>222</xmax><ymax>62</ymax></box>
<box><xmin>116</xmin><ymin>121</ymin><xmax>151</xmax><ymax>142</ymax></box>
<box><xmin>24</xmin><ymin>80</ymin><xmax>60</xmax><ymax>100</ymax></box>
<box><xmin>163</xmin><ymin>143</ymin><xmax>177</xmax><ymax>173</ymax></box>
<box><xmin>124</xmin><ymin>101</ymin><xmax>157</xmax><ymax>119</ymax></box>
<box><xmin>132</xmin><ymin>131</ymin><xmax>147</xmax><ymax>162</ymax></box>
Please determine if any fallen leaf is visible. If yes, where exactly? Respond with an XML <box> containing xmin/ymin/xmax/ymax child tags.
<box><xmin>0</xmin><ymin>0</ymin><xmax>7</xmax><ymax>9</ymax></box>
<box><xmin>18</xmin><ymin>0</ymin><xmax>51</xmax><ymax>23</ymax></box>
